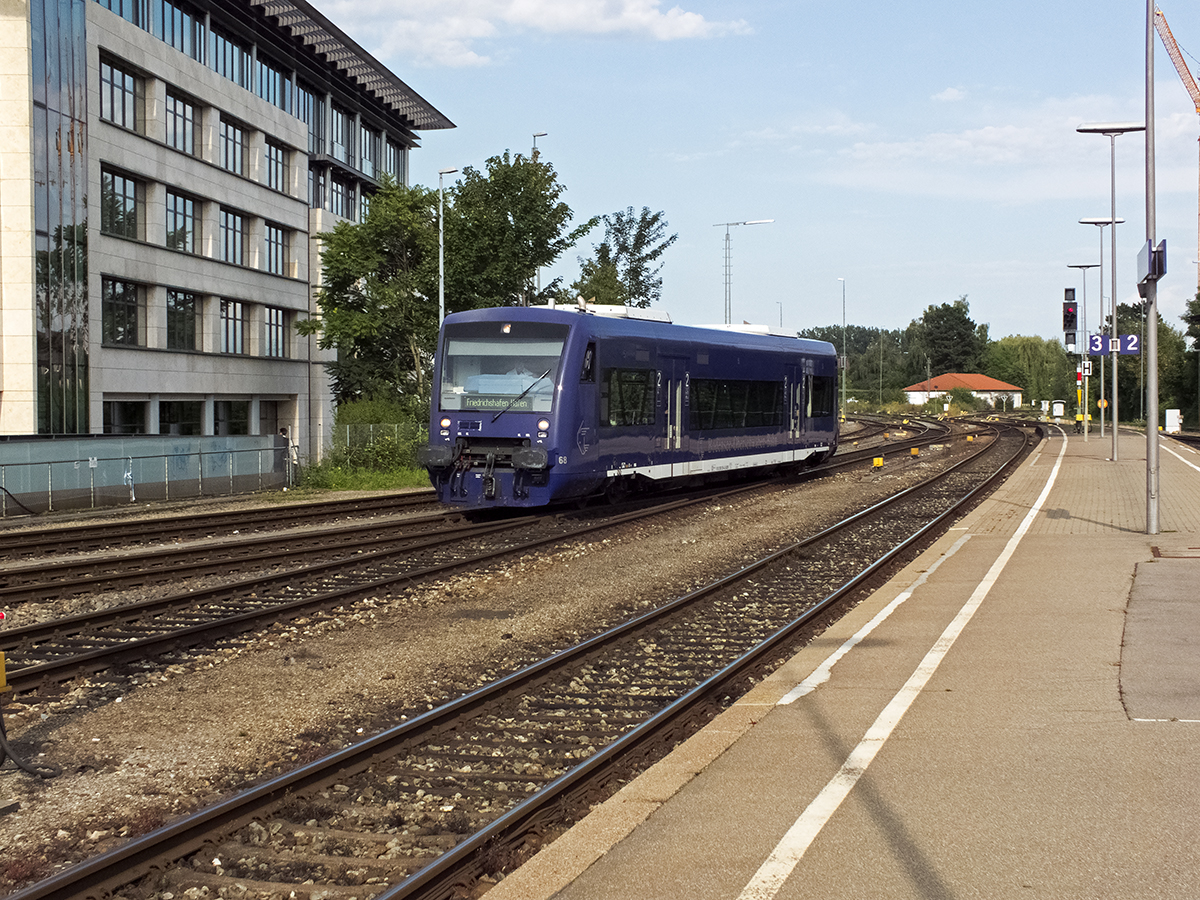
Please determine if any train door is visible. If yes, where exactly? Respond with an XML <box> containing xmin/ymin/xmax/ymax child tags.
<box><xmin>661</xmin><ymin>356</ymin><xmax>688</xmax><ymax>455</ymax></box>
<box><xmin>787</xmin><ymin>365</ymin><xmax>803</xmax><ymax>440</ymax></box>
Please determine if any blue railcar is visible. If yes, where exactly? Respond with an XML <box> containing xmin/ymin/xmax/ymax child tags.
<box><xmin>417</xmin><ymin>304</ymin><xmax>839</xmax><ymax>509</ymax></box>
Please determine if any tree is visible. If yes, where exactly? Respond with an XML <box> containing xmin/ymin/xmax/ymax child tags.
<box><xmin>1183</xmin><ymin>293</ymin><xmax>1200</xmax><ymax>424</ymax></box>
<box><xmin>571</xmin><ymin>242</ymin><xmax>629</xmax><ymax>306</ymax></box>
<box><xmin>575</xmin><ymin>207</ymin><xmax>678</xmax><ymax>308</ymax></box>
<box><xmin>922</xmin><ymin>296</ymin><xmax>984</xmax><ymax>375</ymax></box>
<box><xmin>445</xmin><ymin>151</ymin><xmax>597</xmax><ymax>309</ymax></box>
<box><xmin>983</xmin><ymin>335</ymin><xmax>1073</xmax><ymax>408</ymax></box>
<box><xmin>296</xmin><ymin>177</ymin><xmax>438</xmax><ymax>406</ymax></box>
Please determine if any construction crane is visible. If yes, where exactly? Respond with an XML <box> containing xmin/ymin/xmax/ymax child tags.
<box><xmin>1155</xmin><ymin>5</ymin><xmax>1200</xmax><ymax>291</ymax></box>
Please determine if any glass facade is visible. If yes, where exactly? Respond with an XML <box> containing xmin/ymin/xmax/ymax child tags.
<box><xmin>32</xmin><ymin>0</ymin><xmax>90</xmax><ymax>433</ymax></box>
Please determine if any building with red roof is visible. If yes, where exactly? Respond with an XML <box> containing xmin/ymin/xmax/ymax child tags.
<box><xmin>903</xmin><ymin>373</ymin><xmax>1023</xmax><ymax>409</ymax></box>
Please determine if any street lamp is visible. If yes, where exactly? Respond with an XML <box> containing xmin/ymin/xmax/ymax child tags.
<box><xmin>438</xmin><ymin>167</ymin><xmax>458</xmax><ymax>325</ymax></box>
<box><xmin>532</xmin><ymin>132</ymin><xmax>547</xmax><ymax>158</ymax></box>
<box><xmin>838</xmin><ymin>278</ymin><xmax>846</xmax><ymax>421</ymax></box>
<box><xmin>1068</xmin><ymin>262</ymin><xmax>1098</xmax><ymax>441</ymax></box>
<box><xmin>1079</xmin><ymin>216</ymin><xmax>1123</xmax><ymax>439</ymax></box>
<box><xmin>713</xmin><ymin>220</ymin><xmax>773</xmax><ymax>324</ymax></box>
<box><xmin>1077</xmin><ymin>121</ymin><xmax>1145</xmax><ymax>461</ymax></box>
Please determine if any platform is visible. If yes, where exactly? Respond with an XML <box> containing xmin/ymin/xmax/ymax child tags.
<box><xmin>487</xmin><ymin>428</ymin><xmax>1200</xmax><ymax>900</ymax></box>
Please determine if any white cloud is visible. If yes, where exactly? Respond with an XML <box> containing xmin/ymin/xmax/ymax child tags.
<box><xmin>323</xmin><ymin>0</ymin><xmax>751</xmax><ymax>67</ymax></box>
<box><xmin>933</xmin><ymin>87</ymin><xmax>966</xmax><ymax>102</ymax></box>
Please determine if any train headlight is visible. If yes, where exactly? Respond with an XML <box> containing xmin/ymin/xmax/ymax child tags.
<box><xmin>440</xmin><ymin>417</ymin><xmax>452</xmax><ymax>429</ymax></box>
<box><xmin>537</xmin><ymin>418</ymin><xmax>551</xmax><ymax>432</ymax></box>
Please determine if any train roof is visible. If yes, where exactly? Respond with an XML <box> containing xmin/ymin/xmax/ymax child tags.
<box><xmin>442</xmin><ymin>304</ymin><xmax>837</xmax><ymax>356</ymax></box>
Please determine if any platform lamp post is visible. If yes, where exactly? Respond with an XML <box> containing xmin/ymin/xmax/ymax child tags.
<box><xmin>1078</xmin><ymin>122</ymin><xmax>1145</xmax><ymax>462</ymax></box>
<box><xmin>1079</xmin><ymin>217</ymin><xmax>1123</xmax><ymax>439</ymax></box>
<box><xmin>1143</xmin><ymin>0</ymin><xmax>1160</xmax><ymax>536</ymax></box>
<box><xmin>438</xmin><ymin>167</ymin><xmax>458</xmax><ymax>325</ymax></box>
<box><xmin>1068</xmin><ymin>263</ymin><xmax>1098</xmax><ymax>441</ymax></box>
<box><xmin>838</xmin><ymin>277</ymin><xmax>846</xmax><ymax>421</ymax></box>
<box><xmin>714</xmin><ymin>219</ymin><xmax>773</xmax><ymax>324</ymax></box>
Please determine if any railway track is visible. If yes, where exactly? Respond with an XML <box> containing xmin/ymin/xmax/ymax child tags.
<box><xmin>0</xmin><ymin>422</ymin><xmax>968</xmax><ymax>696</ymax></box>
<box><xmin>0</xmin><ymin>421</ymin><xmax>972</xmax><ymax>700</ymax></box>
<box><xmin>6</xmin><ymin>421</ymin><xmax>1038</xmax><ymax>900</ymax></box>
<box><xmin>0</xmin><ymin>491</ymin><xmax>438</xmax><ymax>561</ymax></box>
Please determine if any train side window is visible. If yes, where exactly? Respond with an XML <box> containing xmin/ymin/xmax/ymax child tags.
<box><xmin>809</xmin><ymin>375</ymin><xmax>836</xmax><ymax>418</ymax></box>
<box><xmin>601</xmin><ymin>368</ymin><xmax>656</xmax><ymax>427</ymax></box>
<box><xmin>689</xmin><ymin>378</ymin><xmax>784</xmax><ymax>430</ymax></box>
<box><xmin>580</xmin><ymin>343</ymin><xmax>596</xmax><ymax>383</ymax></box>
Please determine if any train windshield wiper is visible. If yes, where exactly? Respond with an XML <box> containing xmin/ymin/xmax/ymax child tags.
<box><xmin>492</xmin><ymin>368</ymin><xmax>552</xmax><ymax>422</ymax></box>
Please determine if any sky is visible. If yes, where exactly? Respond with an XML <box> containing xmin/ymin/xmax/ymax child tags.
<box><xmin>323</xmin><ymin>0</ymin><xmax>1200</xmax><ymax>344</ymax></box>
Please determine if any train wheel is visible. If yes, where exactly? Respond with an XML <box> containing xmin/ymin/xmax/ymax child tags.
<box><xmin>604</xmin><ymin>477</ymin><xmax>631</xmax><ymax>505</ymax></box>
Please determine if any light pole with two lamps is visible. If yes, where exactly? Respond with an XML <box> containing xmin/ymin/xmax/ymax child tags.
<box><xmin>714</xmin><ymin>220</ymin><xmax>773</xmax><ymax>324</ymax></box>
<box><xmin>1077</xmin><ymin>122</ymin><xmax>1144</xmax><ymax>461</ymax></box>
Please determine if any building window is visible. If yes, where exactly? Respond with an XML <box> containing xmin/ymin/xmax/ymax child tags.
<box><xmin>219</xmin><ymin>119</ymin><xmax>246</xmax><ymax>175</ymax></box>
<box><xmin>255</xmin><ymin>55</ymin><xmax>291</xmax><ymax>112</ymax></box>
<box><xmin>160</xmin><ymin>400</ymin><xmax>203</xmax><ymax>435</ymax></box>
<box><xmin>264</xmin><ymin>306</ymin><xmax>287</xmax><ymax>358</ymax></box>
<box><xmin>100</xmin><ymin>168</ymin><xmax>141</xmax><ymax>239</ymax></box>
<box><xmin>264</xmin><ymin>223</ymin><xmax>287</xmax><ymax>275</ymax></box>
<box><xmin>359</xmin><ymin>191</ymin><xmax>371</xmax><ymax>221</ymax></box>
<box><xmin>359</xmin><ymin>124</ymin><xmax>377</xmax><ymax>177</ymax></box>
<box><xmin>99</xmin><ymin>58</ymin><xmax>140</xmax><ymax>130</ymax></box>
<box><xmin>297</xmin><ymin>82</ymin><xmax>324</xmax><ymax>155</ymax></box>
<box><xmin>154</xmin><ymin>0</ymin><xmax>204</xmax><ymax>63</ymax></box>
<box><xmin>219</xmin><ymin>209</ymin><xmax>244</xmax><ymax>264</ymax></box>
<box><xmin>166</xmin><ymin>289</ymin><xmax>198</xmax><ymax>350</ymax></box>
<box><xmin>214</xmin><ymin>400</ymin><xmax>250</xmax><ymax>435</ymax></box>
<box><xmin>103</xmin><ymin>400</ymin><xmax>147</xmax><ymax>434</ymax></box>
<box><xmin>220</xmin><ymin>299</ymin><xmax>246</xmax><ymax>353</ymax></box>
<box><xmin>97</xmin><ymin>0</ymin><xmax>147</xmax><ymax>27</ymax></box>
<box><xmin>329</xmin><ymin>177</ymin><xmax>353</xmax><ymax>219</ymax></box>
<box><xmin>330</xmin><ymin>103</ymin><xmax>353</xmax><ymax>166</ymax></box>
<box><xmin>165</xmin><ymin>191</ymin><xmax>196</xmax><ymax>252</ymax></box>
<box><xmin>165</xmin><ymin>91</ymin><xmax>196</xmax><ymax>154</ymax></box>
<box><xmin>265</xmin><ymin>141</ymin><xmax>287</xmax><ymax>192</ymax></box>
<box><xmin>212</xmin><ymin>27</ymin><xmax>250</xmax><ymax>89</ymax></box>
<box><xmin>385</xmin><ymin>140</ymin><xmax>403</xmax><ymax>180</ymax></box>
<box><xmin>102</xmin><ymin>277</ymin><xmax>144</xmax><ymax>346</ymax></box>
<box><xmin>308</xmin><ymin>167</ymin><xmax>325</xmax><ymax>210</ymax></box>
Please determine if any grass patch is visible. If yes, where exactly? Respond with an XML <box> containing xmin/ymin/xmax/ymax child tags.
<box><xmin>294</xmin><ymin>464</ymin><xmax>431</xmax><ymax>493</ymax></box>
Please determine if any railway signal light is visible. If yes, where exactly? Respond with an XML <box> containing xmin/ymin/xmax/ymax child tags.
<box><xmin>1063</xmin><ymin>289</ymin><xmax>1078</xmax><ymax>332</ymax></box>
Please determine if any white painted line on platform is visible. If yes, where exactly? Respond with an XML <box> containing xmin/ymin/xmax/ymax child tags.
<box><xmin>737</xmin><ymin>429</ymin><xmax>1070</xmax><ymax>900</ymax></box>
<box><xmin>777</xmin><ymin>533</ymin><xmax>973</xmax><ymax>706</ymax></box>
<box><xmin>1162</xmin><ymin>443</ymin><xmax>1200</xmax><ymax>474</ymax></box>
<box><xmin>1132</xmin><ymin>718</ymin><xmax>1200</xmax><ymax>723</ymax></box>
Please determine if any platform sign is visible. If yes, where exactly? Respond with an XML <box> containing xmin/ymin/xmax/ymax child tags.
<box><xmin>1087</xmin><ymin>334</ymin><xmax>1140</xmax><ymax>355</ymax></box>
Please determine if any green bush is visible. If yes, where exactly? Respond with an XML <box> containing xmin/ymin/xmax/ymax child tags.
<box><xmin>296</xmin><ymin>398</ymin><xmax>431</xmax><ymax>490</ymax></box>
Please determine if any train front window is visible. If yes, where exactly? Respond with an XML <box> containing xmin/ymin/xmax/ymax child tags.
<box><xmin>439</xmin><ymin>321</ymin><xmax>569</xmax><ymax>413</ymax></box>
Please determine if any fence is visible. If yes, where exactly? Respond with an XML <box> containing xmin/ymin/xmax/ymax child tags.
<box><xmin>0</xmin><ymin>434</ymin><xmax>294</xmax><ymax>517</ymax></box>
<box><xmin>329</xmin><ymin>422</ymin><xmax>425</xmax><ymax>470</ymax></box>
